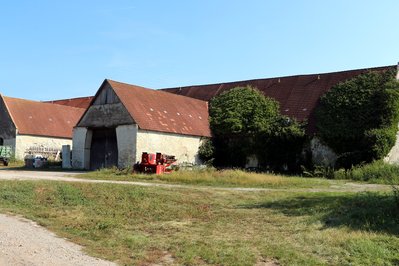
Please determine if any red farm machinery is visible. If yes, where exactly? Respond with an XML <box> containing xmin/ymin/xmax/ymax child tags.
<box><xmin>136</xmin><ymin>152</ymin><xmax>177</xmax><ymax>174</ymax></box>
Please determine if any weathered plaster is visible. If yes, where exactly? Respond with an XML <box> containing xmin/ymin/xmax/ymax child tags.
<box><xmin>116</xmin><ymin>124</ymin><xmax>138</xmax><ymax>168</ymax></box>
<box><xmin>396</xmin><ymin>62</ymin><xmax>399</xmax><ymax>80</ymax></box>
<box><xmin>14</xmin><ymin>134</ymin><xmax>72</xmax><ymax>160</ymax></box>
<box><xmin>136</xmin><ymin>130</ymin><xmax>202</xmax><ymax>165</ymax></box>
<box><xmin>384</xmin><ymin>124</ymin><xmax>399</xmax><ymax>164</ymax></box>
<box><xmin>62</xmin><ymin>145</ymin><xmax>72</xmax><ymax>169</ymax></box>
<box><xmin>386</xmin><ymin>65</ymin><xmax>399</xmax><ymax>164</ymax></box>
<box><xmin>310</xmin><ymin>137</ymin><xmax>337</xmax><ymax>167</ymax></box>
<box><xmin>72</xmin><ymin>127</ymin><xmax>91</xmax><ymax>169</ymax></box>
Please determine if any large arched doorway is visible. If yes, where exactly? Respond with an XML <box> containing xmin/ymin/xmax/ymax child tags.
<box><xmin>89</xmin><ymin>128</ymin><xmax>118</xmax><ymax>170</ymax></box>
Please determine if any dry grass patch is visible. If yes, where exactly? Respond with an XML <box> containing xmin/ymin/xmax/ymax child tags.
<box><xmin>80</xmin><ymin>168</ymin><xmax>333</xmax><ymax>189</ymax></box>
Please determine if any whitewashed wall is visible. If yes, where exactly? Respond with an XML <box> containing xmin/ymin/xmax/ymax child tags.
<box><xmin>14</xmin><ymin>134</ymin><xmax>72</xmax><ymax>160</ymax></box>
<box><xmin>71</xmin><ymin>127</ymin><xmax>91</xmax><ymax>169</ymax></box>
<box><xmin>72</xmin><ymin>125</ymin><xmax>203</xmax><ymax>169</ymax></box>
<box><xmin>136</xmin><ymin>129</ymin><xmax>202</xmax><ymax>165</ymax></box>
<box><xmin>116</xmin><ymin>124</ymin><xmax>138</xmax><ymax>168</ymax></box>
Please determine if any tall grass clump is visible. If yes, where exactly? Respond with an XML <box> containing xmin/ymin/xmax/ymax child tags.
<box><xmin>334</xmin><ymin>160</ymin><xmax>399</xmax><ymax>184</ymax></box>
<box><xmin>81</xmin><ymin>167</ymin><xmax>331</xmax><ymax>188</ymax></box>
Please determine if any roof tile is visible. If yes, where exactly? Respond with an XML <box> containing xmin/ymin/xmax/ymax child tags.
<box><xmin>162</xmin><ymin>65</ymin><xmax>396</xmax><ymax>133</ymax></box>
<box><xmin>107</xmin><ymin>80</ymin><xmax>211</xmax><ymax>137</ymax></box>
<box><xmin>3</xmin><ymin>96</ymin><xmax>85</xmax><ymax>138</ymax></box>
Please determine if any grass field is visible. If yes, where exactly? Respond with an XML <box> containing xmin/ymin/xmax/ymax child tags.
<box><xmin>0</xmin><ymin>180</ymin><xmax>398</xmax><ymax>265</ymax></box>
<box><xmin>79</xmin><ymin>168</ymin><xmax>339</xmax><ymax>189</ymax></box>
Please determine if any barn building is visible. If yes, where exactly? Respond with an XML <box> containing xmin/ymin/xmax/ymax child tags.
<box><xmin>163</xmin><ymin>64</ymin><xmax>399</xmax><ymax>165</ymax></box>
<box><xmin>45</xmin><ymin>96</ymin><xmax>94</xmax><ymax>109</ymax></box>
<box><xmin>0</xmin><ymin>95</ymin><xmax>85</xmax><ymax>159</ymax></box>
<box><xmin>72</xmin><ymin>79</ymin><xmax>211</xmax><ymax>170</ymax></box>
<box><xmin>163</xmin><ymin>65</ymin><xmax>397</xmax><ymax>133</ymax></box>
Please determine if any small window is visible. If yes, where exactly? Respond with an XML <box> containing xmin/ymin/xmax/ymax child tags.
<box><xmin>0</xmin><ymin>138</ymin><xmax>3</xmax><ymax>146</ymax></box>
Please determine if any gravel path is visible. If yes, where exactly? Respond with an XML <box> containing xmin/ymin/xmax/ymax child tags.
<box><xmin>0</xmin><ymin>213</ymin><xmax>116</xmax><ymax>266</ymax></box>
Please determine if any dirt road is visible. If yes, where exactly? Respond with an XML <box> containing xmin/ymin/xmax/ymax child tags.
<box><xmin>0</xmin><ymin>169</ymin><xmax>391</xmax><ymax>193</ymax></box>
<box><xmin>0</xmin><ymin>213</ymin><xmax>115</xmax><ymax>266</ymax></box>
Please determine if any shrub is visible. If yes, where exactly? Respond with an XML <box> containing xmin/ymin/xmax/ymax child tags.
<box><xmin>334</xmin><ymin>160</ymin><xmax>399</xmax><ymax>184</ymax></box>
<box><xmin>209</xmin><ymin>86</ymin><xmax>281</xmax><ymax>168</ymax></box>
<box><xmin>209</xmin><ymin>86</ymin><xmax>305</xmax><ymax>171</ymax></box>
<box><xmin>316</xmin><ymin>69</ymin><xmax>399</xmax><ymax>166</ymax></box>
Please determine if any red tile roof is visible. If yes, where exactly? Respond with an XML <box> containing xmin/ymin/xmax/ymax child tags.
<box><xmin>162</xmin><ymin>65</ymin><xmax>396</xmax><ymax>133</ymax></box>
<box><xmin>45</xmin><ymin>96</ymin><xmax>94</xmax><ymax>109</ymax></box>
<box><xmin>107</xmin><ymin>80</ymin><xmax>211</xmax><ymax>137</ymax></box>
<box><xmin>2</xmin><ymin>96</ymin><xmax>85</xmax><ymax>138</ymax></box>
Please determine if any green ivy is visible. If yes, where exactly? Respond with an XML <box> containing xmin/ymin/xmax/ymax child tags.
<box><xmin>209</xmin><ymin>86</ymin><xmax>305</xmax><ymax>171</ymax></box>
<box><xmin>316</xmin><ymin>69</ymin><xmax>399</xmax><ymax>167</ymax></box>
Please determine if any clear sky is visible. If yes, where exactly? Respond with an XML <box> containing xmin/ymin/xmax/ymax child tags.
<box><xmin>0</xmin><ymin>0</ymin><xmax>398</xmax><ymax>101</ymax></box>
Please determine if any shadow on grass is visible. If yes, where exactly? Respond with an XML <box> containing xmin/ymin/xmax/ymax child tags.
<box><xmin>239</xmin><ymin>192</ymin><xmax>399</xmax><ymax>235</ymax></box>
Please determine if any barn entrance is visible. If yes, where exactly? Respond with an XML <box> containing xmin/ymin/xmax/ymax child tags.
<box><xmin>90</xmin><ymin>128</ymin><xmax>118</xmax><ymax>170</ymax></box>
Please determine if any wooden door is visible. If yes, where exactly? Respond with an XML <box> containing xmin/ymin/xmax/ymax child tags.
<box><xmin>90</xmin><ymin>128</ymin><xmax>118</xmax><ymax>170</ymax></box>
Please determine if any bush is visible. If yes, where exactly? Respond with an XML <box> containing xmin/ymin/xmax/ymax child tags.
<box><xmin>209</xmin><ymin>86</ymin><xmax>305</xmax><ymax>171</ymax></box>
<box><xmin>316</xmin><ymin>69</ymin><xmax>399</xmax><ymax>166</ymax></box>
<box><xmin>209</xmin><ymin>86</ymin><xmax>281</xmax><ymax>168</ymax></box>
<box><xmin>334</xmin><ymin>160</ymin><xmax>399</xmax><ymax>184</ymax></box>
<box><xmin>198</xmin><ymin>138</ymin><xmax>215</xmax><ymax>165</ymax></box>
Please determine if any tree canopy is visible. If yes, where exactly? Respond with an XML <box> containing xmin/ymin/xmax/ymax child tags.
<box><xmin>206</xmin><ymin>86</ymin><xmax>305</xmax><ymax>171</ymax></box>
<box><xmin>209</xmin><ymin>86</ymin><xmax>280</xmax><ymax>136</ymax></box>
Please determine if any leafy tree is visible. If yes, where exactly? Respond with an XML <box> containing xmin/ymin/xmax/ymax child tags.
<box><xmin>209</xmin><ymin>86</ymin><xmax>305</xmax><ymax>170</ymax></box>
<box><xmin>316</xmin><ymin>69</ymin><xmax>399</xmax><ymax>167</ymax></box>
<box><xmin>210</xmin><ymin>86</ymin><xmax>280</xmax><ymax>136</ymax></box>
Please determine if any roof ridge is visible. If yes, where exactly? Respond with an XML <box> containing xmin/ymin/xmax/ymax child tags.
<box><xmin>45</xmin><ymin>96</ymin><xmax>94</xmax><ymax>102</ymax></box>
<box><xmin>107</xmin><ymin>79</ymin><xmax>209</xmax><ymax>105</ymax></box>
<box><xmin>161</xmin><ymin>65</ymin><xmax>396</xmax><ymax>90</ymax></box>
<box><xmin>3</xmin><ymin>95</ymin><xmax>85</xmax><ymax>111</ymax></box>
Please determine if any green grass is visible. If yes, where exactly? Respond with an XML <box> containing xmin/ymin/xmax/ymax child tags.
<box><xmin>79</xmin><ymin>168</ymin><xmax>335</xmax><ymax>189</ymax></box>
<box><xmin>334</xmin><ymin>160</ymin><xmax>399</xmax><ymax>184</ymax></box>
<box><xmin>0</xmin><ymin>180</ymin><xmax>398</xmax><ymax>265</ymax></box>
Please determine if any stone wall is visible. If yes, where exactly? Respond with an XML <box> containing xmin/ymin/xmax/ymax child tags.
<box><xmin>116</xmin><ymin>124</ymin><xmax>138</xmax><ymax>168</ymax></box>
<box><xmin>71</xmin><ymin>127</ymin><xmax>90</xmax><ymax>169</ymax></box>
<box><xmin>310</xmin><ymin>137</ymin><xmax>337</xmax><ymax>167</ymax></box>
<box><xmin>136</xmin><ymin>130</ymin><xmax>202</xmax><ymax>165</ymax></box>
<box><xmin>15</xmin><ymin>134</ymin><xmax>72</xmax><ymax>160</ymax></box>
<box><xmin>385</xmin><ymin>124</ymin><xmax>399</xmax><ymax>164</ymax></box>
<box><xmin>73</xmin><ymin>126</ymin><xmax>204</xmax><ymax>169</ymax></box>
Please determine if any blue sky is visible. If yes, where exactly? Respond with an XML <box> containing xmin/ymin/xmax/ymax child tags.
<box><xmin>0</xmin><ymin>1</ymin><xmax>398</xmax><ymax>101</ymax></box>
